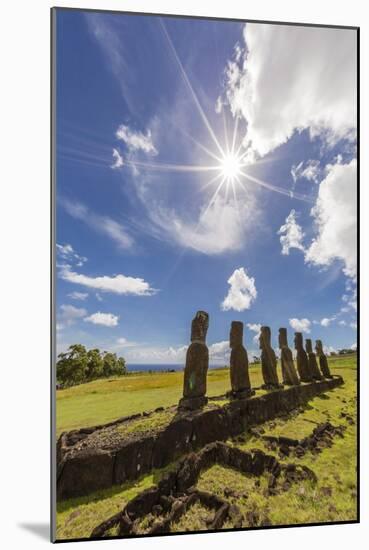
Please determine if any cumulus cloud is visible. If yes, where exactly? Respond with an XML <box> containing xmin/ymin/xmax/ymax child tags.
<box><xmin>222</xmin><ymin>24</ymin><xmax>356</xmax><ymax>157</ymax></box>
<box><xmin>67</xmin><ymin>291</ymin><xmax>88</xmax><ymax>301</ymax></box>
<box><xmin>124</xmin><ymin>340</ymin><xmax>231</xmax><ymax>365</ymax></box>
<box><xmin>277</xmin><ymin>209</ymin><xmax>305</xmax><ymax>255</ymax></box>
<box><xmin>115</xmin><ymin>337</ymin><xmax>138</xmax><ymax>348</ymax></box>
<box><xmin>305</xmin><ymin>159</ymin><xmax>357</xmax><ymax>278</ymax></box>
<box><xmin>320</xmin><ymin>317</ymin><xmax>335</xmax><ymax>327</ymax></box>
<box><xmin>111</xmin><ymin>148</ymin><xmax>124</xmax><ymax>169</ymax></box>
<box><xmin>221</xmin><ymin>267</ymin><xmax>257</xmax><ymax>312</ymax></box>
<box><xmin>84</xmin><ymin>312</ymin><xmax>119</xmax><ymax>327</ymax></box>
<box><xmin>246</xmin><ymin>323</ymin><xmax>262</xmax><ymax>344</ymax></box>
<box><xmin>209</xmin><ymin>341</ymin><xmax>230</xmax><ymax>363</ymax></box>
<box><xmin>116</xmin><ymin>124</ymin><xmax>157</xmax><ymax>155</ymax></box>
<box><xmin>60</xmin><ymin>198</ymin><xmax>134</xmax><ymax>250</ymax></box>
<box><xmin>289</xmin><ymin>317</ymin><xmax>311</xmax><ymax>333</ymax></box>
<box><xmin>59</xmin><ymin>264</ymin><xmax>157</xmax><ymax>296</ymax></box>
<box><xmin>57</xmin><ymin>304</ymin><xmax>87</xmax><ymax>329</ymax></box>
<box><xmin>351</xmin><ymin>343</ymin><xmax>357</xmax><ymax>351</ymax></box>
<box><xmin>291</xmin><ymin>160</ymin><xmax>321</xmax><ymax>184</ymax></box>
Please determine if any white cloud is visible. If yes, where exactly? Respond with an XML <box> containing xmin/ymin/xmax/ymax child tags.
<box><xmin>115</xmin><ymin>337</ymin><xmax>138</xmax><ymax>348</ymax></box>
<box><xmin>291</xmin><ymin>160</ymin><xmax>321</xmax><ymax>184</ymax></box>
<box><xmin>221</xmin><ymin>267</ymin><xmax>257</xmax><ymax>312</ymax></box>
<box><xmin>277</xmin><ymin>209</ymin><xmax>305</xmax><ymax>255</ymax></box>
<box><xmin>60</xmin><ymin>198</ymin><xmax>134</xmax><ymax>250</ymax></box>
<box><xmin>320</xmin><ymin>317</ymin><xmax>334</xmax><ymax>327</ymax></box>
<box><xmin>246</xmin><ymin>323</ymin><xmax>262</xmax><ymax>344</ymax></box>
<box><xmin>338</xmin><ymin>320</ymin><xmax>347</xmax><ymax>326</ymax></box>
<box><xmin>289</xmin><ymin>318</ymin><xmax>311</xmax><ymax>333</ymax></box>
<box><xmin>56</xmin><ymin>243</ymin><xmax>87</xmax><ymax>266</ymax></box>
<box><xmin>111</xmin><ymin>148</ymin><xmax>124</xmax><ymax>169</ymax></box>
<box><xmin>67</xmin><ymin>291</ymin><xmax>88</xmax><ymax>301</ymax></box>
<box><xmin>351</xmin><ymin>343</ymin><xmax>357</xmax><ymax>351</ymax></box>
<box><xmin>223</xmin><ymin>24</ymin><xmax>356</xmax><ymax>157</ymax></box>
<box><xmin>124</xmin><ymin>340</ymin><xmax>231</xmax><ymax>365</ymax></box>
<box><xmin>350</xmin><ymin>322</ymin><xmax>357</xmax><ymax>330</ymax></box>
<box><xmin>58</xmin><ymin>304</ymin><xmax>87</xmax><ymax>329</ymax></box>
<box><xmin>148</xmin><ymin>194</ymin><xmax>256</xmax><ymax>255</ymax></box>
<box><xmin>324</xmin><ymin>345</ymin><xmax>337</xmax><ymax>356</ymax></box>
<box><xmin>59</xmin><ymin>264</ymin><xmax>157</xmax><ymax>296</ymax></box>
<box><xmin>209</xmin><ymin>341</ymin><xmax>230</xmax><ymax>363</ymax></box>
<box><xmin>84</xmin><ymin>312</ymin><xmax>119</xmax><ymax>327</ymax></box>
<box><xmin>116</xmin><ymin>124</ymin><xmax>157</xmax><ymax>155</ymax></box>
<box><xmin>305</xmin><ymin>159</ymin><xmax>357</xmax><ymax>278</ymax></box>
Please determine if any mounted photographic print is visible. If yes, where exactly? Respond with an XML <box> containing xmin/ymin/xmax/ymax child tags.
<box><xmin>51</xmin><ymin>7</ymin><xmax>359</xmax><ymax>542</ymax></box>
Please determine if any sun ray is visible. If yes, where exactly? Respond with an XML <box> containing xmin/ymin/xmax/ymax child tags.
<box><xmin>159</xmin><ymin>19</ymin><xmax>225</xmax><ymax>158</ymax></box>
<box><xmin>239</xmin><ymin>170</ymin><xmax>314</xmax><ymax>203</ymax></box>
<box><xmin>125</xmin><ymin>159</ymin><xmax>219</xmax><ymax>174</ymax></box>
<box><xmin>175</xmin><ymin>125</ymin><xmax>223</xmax><ymax>163</ymax></box>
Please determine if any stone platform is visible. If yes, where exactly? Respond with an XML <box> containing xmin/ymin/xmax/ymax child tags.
<box><xmin>57</xmin><ymin>376</ymin><xmax>343</xmax><ymax>501</ymax></box>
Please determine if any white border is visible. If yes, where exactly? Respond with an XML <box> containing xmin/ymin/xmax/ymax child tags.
<box><xmin>1</xmin><ymin>1</ymin><xmax>366</xmax><ymax>547</ymax></box>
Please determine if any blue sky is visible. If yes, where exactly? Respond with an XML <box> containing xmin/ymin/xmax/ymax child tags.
<box><xmin>55</xmin><ymin>10</ymin><xmax>357</xmax><ymax>364</ymax></box>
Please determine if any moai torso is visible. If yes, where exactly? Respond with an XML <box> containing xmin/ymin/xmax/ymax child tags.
<box><xmin>259</xmin><ymin>326</ymin><xmax>280</xmax><ymax>388</ymax></box>
<box><xmin>182</xmin><ymin>311</ymin><xmax>209</xmax><ymax>402</ymax></box>
<box><xmin>315</xmin><ymin>340</ymin><xmax>332</xmax><ymax>378</ymax></box>
<box><xmin>294</xmin><ymin>332</ymin><xmax>313</xmax><ymax>382</ymax></box>
<box><xmin>229</xmin><ymin>321</ymin><xmax>252</xmax><ymax>395</ymax></box>
<box><xmin>279</xmin><ymin>328</ymin><xmax>300</xmax><ymax>385</ymax></box>
<box><xmin>306</xmin><ymin>338</ymin><xmax>323</xmax><ymax>380</ymax></box>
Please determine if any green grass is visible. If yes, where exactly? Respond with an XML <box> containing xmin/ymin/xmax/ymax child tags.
<box><xmin>56</xmin><ymin>355</ymin><xmax>355</xmax><ymax>435</ymax></box>
<box><xmin>56</xmin><ymin>354</ymin><xmax>357</xmax><ymax>539</ymax></box>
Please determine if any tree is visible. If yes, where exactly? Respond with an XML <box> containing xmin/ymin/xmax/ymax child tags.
<box><xmin>86</xmin><ymin>348</ymin><xmax>104</xmax><ymax>380</ymax></box>
<box><xmin>56</xmin><ymin>345</ymin><xmax>127</xmax><ymax>386</ymax></box>
<box><xmin>57</xmin><ymin>344</ymin><xmax>88</xmax><ymax>387</ymax></box>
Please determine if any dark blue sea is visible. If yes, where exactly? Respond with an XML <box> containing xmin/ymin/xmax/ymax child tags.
<box><xmin>127</xmin><ymin>364</ymin><xmax>226</xmax><ymax>373</ymax></box>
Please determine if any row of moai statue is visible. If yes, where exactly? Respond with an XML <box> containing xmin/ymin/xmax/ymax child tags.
<box><xmin>178</xmin><ymin>311</ymin><xmax>332</xmax><ymax>410</ymax></box>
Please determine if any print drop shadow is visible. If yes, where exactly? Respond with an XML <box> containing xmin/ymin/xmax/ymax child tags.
<box><xmin>18</xmin><ymin>522</ymin><xmax>49</xmax><ymax>541</ymax></box>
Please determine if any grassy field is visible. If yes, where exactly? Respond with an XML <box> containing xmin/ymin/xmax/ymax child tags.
<box><xmin>56</xmin><ymin>355</ymin><xmax>354</xmax><ymax>435</ymax></box>
<box><xmin>56</xmin><ymin>354</ymin><xmax>357</xmax><ymax>539</ymax></box>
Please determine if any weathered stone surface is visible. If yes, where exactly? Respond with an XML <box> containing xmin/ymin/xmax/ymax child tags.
<box><xmin>259</xmin><ymin>326</ymin><xmax>280</xmax><ymax>389</ymax></box>
<box><xmin>316</xmin><ymin>339</ymin><xmax>333</xmax><ymax>378</ymax></box>
<box><xmin>229</xmin><ymin>321</ymin><xmax>253</xmax><ymax>397</ymax></box>
<box><xmin>305</xmin><ymin>338</ymin><xmax>323</xmax><ymax>380</ymax></box>
<box><xmin>57</xmin><ymin>376</ymin><xmax>343</xmax><ymax>500</ymax></box>
<box><xmin>179</xmin><ymin>311</ymin><xmax>209</xmax><ymax>410</ymax></box>
<box><xmin>279</xmin><ymin>328</ymin><xmax>300</xmax><ymax>386</ymax></box>
<box><xmin>294</xmin><ymin>332</ymin><xmax>313</xmax><ymax>382</ymax></box>
<box><xmin>57</xmin><ymin>448</ymin><xmax>115</xmax><ymax>500</ymax></box>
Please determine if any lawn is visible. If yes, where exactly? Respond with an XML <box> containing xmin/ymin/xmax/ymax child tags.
<box><xmin>56</xmin><ymin>354</ymin><xmax>357</xmax><ymax>539</ymax></box>
<box><xmin>56</xmin><ymin>355</ymin><xmax>355</xmax><ymax>435</ymax></box>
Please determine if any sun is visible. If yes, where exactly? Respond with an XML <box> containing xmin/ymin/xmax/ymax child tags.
<box><xmin>220</xmin><ymin>153</ymin><xmax>243</xmax><ymax>181</ymax></box>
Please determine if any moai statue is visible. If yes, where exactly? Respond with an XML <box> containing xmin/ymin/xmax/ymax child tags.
<box><xmin>315</xmin><ymin>340</ymin><xmax>333</xmax><ymax>378</ymax></box>
<box><xmin>278</xmin><ymin>328</ymin><xmax>300</xmax><ymax>385</ymax></box>
<box><xmin>305</xmin><ymin>338</ymin><xmax>323</xmax><ymax>380</ymax></box>
<box><xmin>228</xmin><ymin>321</ymin><xmax>254</xmax><ymax>399</ymax></box>
<box><xmin>179</xmin><ymin>311</ymin><xmax>209</xmax><ymax>410</ymax></box>
<box><xmin>259</xmin><ymin>326</ymin><xmax>281</xmax><ymax>389</ymax></box>
<box><xmin>294</xmin><ymin>332</ymin><xmax>313</xmax><ymax>382</ymax></box>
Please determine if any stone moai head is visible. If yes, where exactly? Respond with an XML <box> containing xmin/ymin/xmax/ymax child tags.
<box><xmin>315</xmin><ymin>339</ymin><xmax>324</xmax><ymax>355</ymax></box>
<box><xmin>190</xmin><ymin>310</ymin><xmax>209</xmax><ymax>343</ymax></box>
<box><xmin>305</xmin><ymin>339</ymin><xmax>313</xmax><ymax>354</ymax></box>
<box><xmin>230</xmin><ymin>321</ymin><xmax>243</xmax><ymax>349</ymax></box>
<box><xmin>259</xmin><ymin>326</ymin><xmax>271</xmax><ymax>350</ymax></box>
<box><xmin>278</xmin><ymin>328</ymin><xmax>288</xmax><ymax>349</ymax></box>
<box><xmin>294</xmin><ymin>332</ymin><xmax>303</xmax><ymax>350</ymax></box>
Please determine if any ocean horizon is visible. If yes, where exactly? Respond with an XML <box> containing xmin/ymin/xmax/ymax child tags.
<box><xmin>126</xmin><ymin>363</ymin><xmax>228</xmax><ymax>373</ymax></box>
